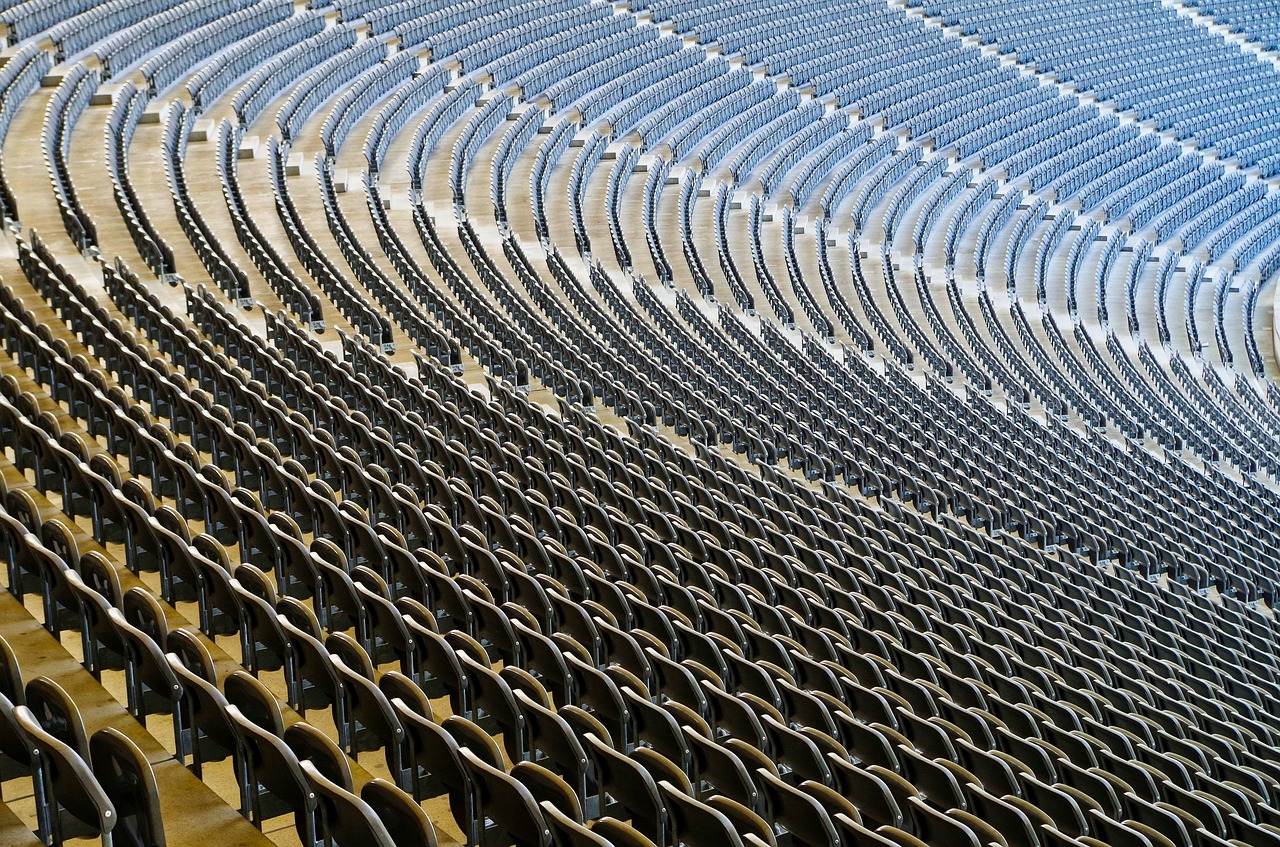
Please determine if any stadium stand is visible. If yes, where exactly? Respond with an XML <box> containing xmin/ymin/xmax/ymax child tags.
<box><xmin>0</xmin><ymin>1</ymin><xmax>1278</xmax><ymax>846</ymax></box>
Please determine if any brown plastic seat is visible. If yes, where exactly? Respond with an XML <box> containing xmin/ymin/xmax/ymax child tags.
<box><xmin>225</xmin><ymin>705</ymin><xmax>320</xmax><ymax>844</ymax></box>
<box><xmin>757</xmin><ymin>768</ymin><xmax>839</xmax><ymax>847</ymax></box>
<box><xmin>15</xmin><ymin>705</ymin><xmax>117</xmax><ymax>847</ymax></box>
<box><xmin>512</xmin><ymin>760</ymin><xmax>584</xmax><ymax>823</ymax></box>
<box><xmin>392</xmin><ymin>701</ymin><xmax>478</xmax><ymax>847</ymax></box>
<box><xmin>582</xmin><ymin>732</ymin><xmax>665</xmax><ymax>847</ymax></box>
<box><xmin>685</xmin><ymin>728</ymin><xmax>759</xmax><ymax>810</ymax></box>
<box><xmin>284</xmin><ymin>722</ymin><xmax>353</xmax><ymax>794</ymax></box>
<box><xmin>223</xmin><ymin>670</ymin><xmax>285</xmax><ymax>736</ymax></box>
<box><xmin>540</xmin><ymin>799</ymin><xmax>609</xmax><ymax>847</ymax></box>
<box><xmin>24</xmin><ymin>676</ymin><xmax>89</xmax><ymax>760</ymax></box>
<box><xmin>516</xmin><ymin>689</ymin><xmax>593</xmax><ymax>809</ymax></box>
<box><xmin>360</xmin><ymin>778</ymin><xmax>438</xmax><ymax>847</ymax></box>
<box><xmin>826</xmin><ymin>756</ymin><xmax>905</xmax><ymax>830</ymax></box>
<box><xmin>703</xmin><ymin>795</ymin><xmax>776</xmax><ymax>847</ymax></box>
<box><xmin>89</xmin><ymin>727</ymin><xmax>165</xmax><ymax>847</ymax></box>
<box><xmin>301</xmin><ymin>760</ymin><xmax>395</xmax><ymax>847</ymax></box>
<box><xmin>908</xmin><ymin>796</ymin><xmax>983</xmax><ymax>847</ymax></box>
<box><xmin>459</xmin><ymin>747</ymin><xmax>552</xmax><ymax>847</ymax></box>
<box><xmin>659</xmin><ymin>780</ymin><xmax>746</xmax><ymax>847</ymax></box>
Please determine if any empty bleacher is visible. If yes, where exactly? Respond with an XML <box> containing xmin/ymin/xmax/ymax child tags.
<box><xmin>0</xmin><ymin>1</ymin><xmax>1278</xmax><ymax>847</ymax></box>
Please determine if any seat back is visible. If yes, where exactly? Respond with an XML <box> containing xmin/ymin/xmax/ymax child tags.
<box><xmin>224</xmin><ymin>670</ymin><xmax>285</xmax><ymax>736</ymax></box>
<box><xmin>539</xmin><ymin>800</ymin><xmax>609</xmax><ymax>847</ymax></box>
<box><xmin>458</xmin><ymin>747</ymin><xmax>551</xmax><ymax>847</ymax></box>
<box><xmin>15</xmin><ymin>705</ymin><xmax>116</xmax><ymax>846</ymax></box>
<box><xmin>0</xmin><ymin>691</ymin><xmax>32</xmax><ymax>781</ymax></box>
<box><xmin>0</xmin><ymin>629</ymin><xmax>23</xmax><ymax>701</ymax></box>
<box><xmin>685</xmin><ymin>729</ymin><xmax>758</xmax><ymax>811</ymax></box>
<box><xmin>583</xmin><ymin>732</ymin><xmax>664</xmax><ymax>843</ymax></box>
<box><xmin>165</xmin><ymin>653</ymin><xmax>236</xmax><ymax>774</ymax></box>
<box><xmin>659</xmin><ymin>780</ymin><xmax>745</xmax><ymax>847</ymax></box>
<box><xmin>225</xmin><ymin>705</ymin><xmax>318</xmax><ymax>843</ymax></box>
<box><xmin>284</xmin><ymin>722</ymin><xmax>353</xmax><ymax>793</ymax></box>
<box><xmin>757</xmin><ymin>768</ymin><xmax>838</xmax><ymax>847</ymax></box>
<box><xmin>511</xmin><ymin>759</ymin><xmax>583</xmax><ymax>823</ymax></box>
<box><xmin>361</xmin><ymin>778</ymin><xmax>438</xmax><ymax>847</ymax></box>
<box><xmin>331</xmin><ymin>654</ymin><xmax>405</xmax><ymax>776</ymax></box>
<box><xmin>24</xmin><ymin>676</ymin><xmax>89</xmax><ymax>759</ymax></box>
<box><xmin>300</xmin><ymin>760</ymin><xmax>395</xmax><ymax>847</ymax></box>
<box><xmin>89</xmin><ymin>727</ymin><xmax>165</xmax><ymax>847</ymax></box>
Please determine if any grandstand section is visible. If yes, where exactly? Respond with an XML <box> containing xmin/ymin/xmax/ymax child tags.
<box><xmin>0</xmin><ymin>1</ymin><xmax>1277</xmax><ymax>847</ymax></box>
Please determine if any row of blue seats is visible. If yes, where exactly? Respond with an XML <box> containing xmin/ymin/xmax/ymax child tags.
<box><xmin>513</xmin><ymin>25</ymin><xmax>657</xmax><ymax>110</ymax></box>
<box><xmin>1022</xmin><ymin>124</ymin><xmax>1138</xmax><ymax>195</ymax></box>
<box><xmin>640</xmin><ymin>155</ymin><xmax>673</xmax><ymax>284</ymax></box>
<box><xmin>1123</xmin><ymin>239</ymin><xmax>1155</xmax><ymax>335</ymax></box>
<box><xmin>1063</xmin><ymin>219</ymin><xmax>1102</xmax><ymax>321</ymax></box>
<box><xmin>407</xmin><ymin>81</ymin><xmax>479</xmax><ymax>193</ymax></box>
<box><xmin>605</xmin><ymin>60</ymin><xmax>731</xmax><ymax>141</ymax></box>
<box><xmin>1219</xmin><ymin>196</ymin><xmax>1280</xmax><ymax>270</ymax></box>
<box><xmin>363</xmin><ymin>66</ymin><xmax>450</xmax><ymax>177</ymax></box>
<box><xmin>971</xmin><ymin>188</ymin><xmax>1022</xmax><ymax>282</ymax></box>
<box><xmin>781</xmin><ymin>18</ymin><xmax>944</xmax><ymax>90</ymax></box>
<box><xmin>277</xmin><ymin>39</ymin><xmax>388</xmax><ymax>144</ymax></box>
<box><xmin>1185</xmin><ymin>0</ymin><xmax>1280</xmax><ymax>49</ymax></box>
<box><xmin>42</xmin><ymin>62</ymin><xmax>98</xmax><ymax>253</ymax></box>
<box><xmin>185</xmin><ymin>11</ymin><xmax>325</xmax><ymax>112</ymax></box>
<box><xmin>912</xmin><ymin>167</ymin><xmax>968</xmax><ymax>258</ymax></box>
<box><xmin>577</xmin><ymin>49</ymin><xmax>704</xmax><ymax>127</ymax></box>
<box><xmin>1090</xmin><ymin>230</ymin><xmax>1126</xmax><ymax>328</ymax></box>
<box><xmin>1052</xmin><ymin>133</ymin><xmax>1160</xmax><ymax>205</ymax></box>
<box><xmin>644</xmin><ymin>0</ymin><xmax>847</xmax><ymax>34</ymax></box>
<box><xmin>952</xmin><ymin>94</ymin><xmax>1080</xmax><ymax>164</ymax></box>
<box><xmin>402</xmin><ymin>0</ymin><xmax>584</xmax><ymax>65</ymax></box>
<box><xmin>908</xmin><ymin>0</ymin><xmax>1280</xmax><ymax>173</ymax></box>
<box><xmin>789</xmin><ymin>126</ymin><xmax>874</xmax><ymax>211</ymax></box>
<box><xmin>602</xmin><ymin>143</ymin><xmax>638</xmax><ymax>270</ymax></box>
<box><xmin>850</xmin><ymin>146</ymin><xmax>924</xmax><ymax>238</ymax></box>
<box><xmin>666</xmin><ymin>81</ymin><xmax>773</xmax><ymax>165</ymax></box>
<box><xmin>635</xmin><ymin>67</ymin><xmax>753</xmax><ymax>153</ymax></box>
<box><xmin>746</xmin><ymin>195</ymin><xmax>797</xmax><ymax>327</ymax></box>
<box><xmin>694</xmin><ymin>90</ymin><xmax>800</xmax><ymax>173</ymax></box>
<box><xmin>490</xmin><ymin>106</ymin><xmax>545</xmax><ymax>226</ymax></box>
<box><xmin>709</xmin><ymin>180</ymin><xmax>754</xmax><ymax>312</ymax></box>
<box><xmin>0</xmin><ymin>44</ymin><xmax>52</xmax><ymax>222</ymax></box>
<box><xmin>455</xmin><ymin>3</ymin><xmax>617</xmax><ymax>79</ymax></box>
<box><xmin>47</xmin><ymin>0</ymin><xmax>185</xmax><ymax>62</ymax></box>
<box><xmin>943</xmin><ymin>178</ymin><xmax>997</xmax><ymax>271</ymax></box>
<box><xmin>264</xmin><ymin>137</ymin><xmax>393</xmax><ymax>349</ymax></box>
<box><xmin>757</xmin><ymin>114</ymin><xmax>849</xmax><ymax>200</ymax></box>
<box><xmin>726</xmin><ymin>102</ymin><xmax>824</xmax><ymax>187</ymax></box>
<box><xmin>1174</xmin><ymin>181</ymin><xmax>1266</xmax><ymax>252</ymax></box>
<box><xmin>450</xmin><ymin>94</ymin><xmax>513</xmax><ymax>209</ymax></box>
<box><xmin>104</xmin><ymin>83</ymin><xmax>173</xmax><ymax>280</ymax></box>
<box><xmin>1003</xmin><ymin>198</ymin><xmax>1049</xmax><ymax>297</ymax></box>
<box><xmin>92</xmin><ymin>0</ymin><xmax>257</xmax><ymax>80</ymax></box>
<box><xmin>489</xmin><ymin>10</ymin><xmax>633</xmax><ymax>91</ymax></box>
<box><xmin>320</xmin><ymin>50</ymin><xmax>419</xmax><ymax>162</ymax></box>
<box><xmin>2</xmin><ymin>0</ymin><xmax>98</xmax><ymax>45</ymax></box>
<box><xmin>528</xmin><ymin>117</ymin><xmax>575</xmax><ymax>242</ymax></box>
<box><xmin>160</xmin><ymin>101</ymin><xmax>253</xmax><ymax>304</ymax></box>
<box><xmin>138</xmin><ymin>0</ymin><xmax>291</xmax><ymax>96</ymax></box>
<box><xmin>911</xmin><ymin>76</ymin><xmax>1044</xmax><ymax>148</ymax></box>
<box><xmin>362</xmin><ymin>0</ymin><xmax>534</xmax><ymax>41</ymax></box>
<box><xmin>1129</xmin><ymin>164</ymin><xmax>1227</xmax><ymax>233</ymax></box>
<box><xmin>214</xmin><ymin>120</ymin><xmax>322</xmax><ymax>326</ymax></box>
<box><xmin>821</xmin><ymin>134</ymin><xmax>901</xmax><ymax>223</ymax></box>
<box><xmin>643</xmin><ymin>0</ymin><xmax>1280</xmax><ymax>277</ymax></box>
<box><xmin>231</xmin><ymin>26</ymin><xmax>356</xmax><ymax>127</ymax></box>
